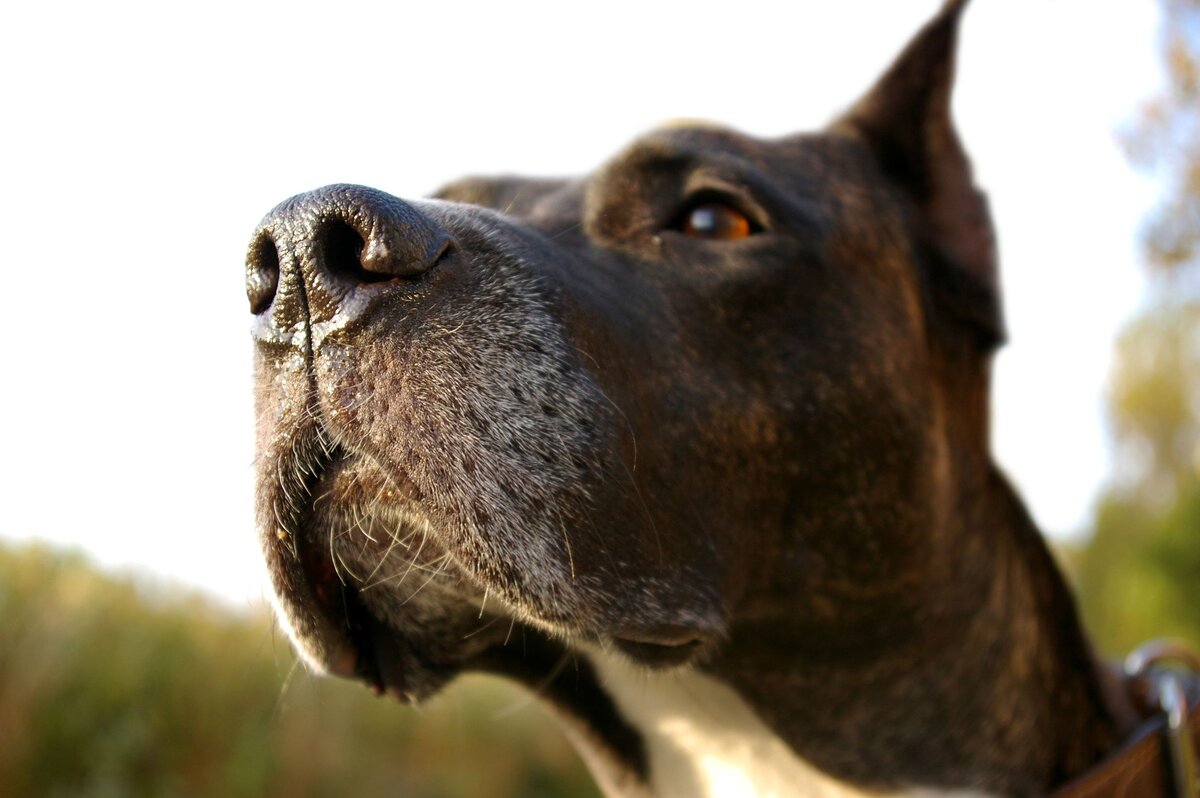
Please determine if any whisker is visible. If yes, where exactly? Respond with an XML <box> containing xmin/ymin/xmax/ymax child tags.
<box><xmin>462</xmin><ymin>614</ymin><xmax>506</xmax><ymax>640</ymax></box>
<box><xmin>399</xmin><ymin>552</ymin><xmax>456</xmax><ymax>604</ymax></box>
<box><xmin>503</xmin><ymin>616</ymin><xmax>518</xmax><ymax>647</ymax></box>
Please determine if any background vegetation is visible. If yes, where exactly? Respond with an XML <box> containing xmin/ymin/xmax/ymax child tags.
<box><xmin>0</xmin><ymin>2</ymin><xmax>1195</xmax><ymax>795</ymax></box>
<box><xmin>1073</xmin><ymin>0</ymin><xmax>1200</xmax><ymax>656</ymax></box>
<box><xmin>0</xmin><ymin>543</ymin><xmax>600</xmax><ymax>798</ymax></box>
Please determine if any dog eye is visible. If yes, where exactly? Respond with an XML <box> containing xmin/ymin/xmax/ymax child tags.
<box><xmin>678</xmin><ymin>202</ymin><xmax>755</xmax><ymax>240</ymax></box>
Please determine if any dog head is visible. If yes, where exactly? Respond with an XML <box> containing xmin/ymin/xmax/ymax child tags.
<box><xmin>248</xmin><ymin>0</ymin><xmax>1001</xmax><ymax>745</ymax></box>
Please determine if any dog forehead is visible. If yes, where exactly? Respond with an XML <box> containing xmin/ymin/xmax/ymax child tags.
<box><xmin>584</xmin><ymin>122</ymin><xmax>887</xmax><ymax>214</ymax></box>
<box><xmin>433</xmin><ymin>123</ymin><xmax>880</xmax><ymax>235</ymax></box>
<box><xmin>594</xmin><ymin>122</ymin><xmax>771</xmax><ymax>177</ymax></box>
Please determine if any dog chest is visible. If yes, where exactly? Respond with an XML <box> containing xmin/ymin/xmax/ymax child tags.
<box><xmin>588</xmin><ymin>648</ymin><xmax>995</xmax><ymax>798</ymax></box>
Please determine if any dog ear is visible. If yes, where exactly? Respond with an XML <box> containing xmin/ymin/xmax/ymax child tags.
<box><xmin>837</xmin><ymin>0</ymin><xmax>1004</xmax><ymax>349</ymax></box>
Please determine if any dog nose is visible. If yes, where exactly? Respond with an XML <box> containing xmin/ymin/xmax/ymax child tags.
<box><xmin>246</xmin><ymin>184</ymin><xmax>454</xmax><ymax>320</ymax></box>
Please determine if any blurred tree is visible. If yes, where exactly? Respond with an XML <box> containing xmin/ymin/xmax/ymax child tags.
<box><xmin>1076</xmin><ymin>0</ymin><xmax>1200</xmax><ymax>654</ymax></box>
<box><xmin>0</xmin><ymin>543</ymin><xmax>599</xmax><ymax>798</ymax></box>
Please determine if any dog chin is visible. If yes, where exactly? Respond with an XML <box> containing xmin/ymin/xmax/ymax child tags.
<box><xmin>261</xmin><ymin>441</ymin><xmax>492</xmax><ymax>699</ymax></box>
<box><xmin>260</xmin><ymin>434</ymin><xmax>712</xmax><ymax>704</ymax></box>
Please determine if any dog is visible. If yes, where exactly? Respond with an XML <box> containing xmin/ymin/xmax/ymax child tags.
<box><xmin>244</xmin><ymin>2</ymin><xmax>1145</xmax><ymax>795</ymax></box>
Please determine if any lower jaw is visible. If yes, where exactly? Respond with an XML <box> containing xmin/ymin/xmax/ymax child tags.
<box><xmin>286</xmin><ymin>499</ymin><xmax>708</xmax><ymax>700</ymax></box>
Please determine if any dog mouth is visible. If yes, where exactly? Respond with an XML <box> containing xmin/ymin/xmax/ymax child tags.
<box><xmin>292</xmin><ymin>508</ymin><xmax>403</xmax><ymax>697</ymax></box>
<box><xmin>266</xmin><ymin>432</ymin><xmax>498</xmax><ymax>700</ymax></box>
<box><xmin>263</xmin><ymin>421</ymin><xmax>708</xmax><ymax>701</ymax></box>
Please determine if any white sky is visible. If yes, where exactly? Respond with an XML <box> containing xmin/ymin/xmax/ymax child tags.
<box><xmin>0</xmin><ymin>0</ymin><xmax>1163</xmax><ymax>608</ymax></box>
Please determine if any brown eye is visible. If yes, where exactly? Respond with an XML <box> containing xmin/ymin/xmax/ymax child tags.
<box><xmin>680</xmin><ymin>202</ymin><xmax>754</xmax><ymax>240</ymax></box>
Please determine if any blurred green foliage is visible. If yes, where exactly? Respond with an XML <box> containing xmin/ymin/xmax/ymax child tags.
<box><xmin>0</xmin><ymin>542</ymin><xmax>599</xmax><ymax>798</ymax></box>
<box><xmin>1073</xmin><ymin>0</ymin><xmax>1200</xmax><ymax>656</ymax></box>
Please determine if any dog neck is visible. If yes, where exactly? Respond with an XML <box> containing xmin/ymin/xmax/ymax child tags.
<box><xmin>586</xmin><ymin>650</ymin><xmax>993</xmax><ymax>798</ymax></box>
<box><xmin>554</xmin><ymin>470</ymin><xmax>1128</xmax><ymax>798</ymax></box>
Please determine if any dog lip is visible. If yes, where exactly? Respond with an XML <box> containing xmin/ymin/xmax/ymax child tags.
<box><xmin>280</xmin><ymin>444</ymin><xmax>474</xmax><ymax>703</ymax></box>
<box><xmin>343</xmin><ymin>584</ymin><xmax>391</xmax><ymax>694</ymax></box>
<box><xmin>611</xmin><ymin>624</ymin><xmax>707</xmax><ymax>668</ymax></box>
<box><xmin>295</xmin><ymin>529</ymin><xmax>427</xmax><ymax>700</ymax></box>
<box><xmin>612</xmin><ymin>637</ymin><xmax>704</xmax><ymax>668</ymax></box>
<box><xmin>358</xmin><ymin>601</ymin><xmax>410</xmax><ymax>699</ymax></box>
<box><xmin>292</xmin><ymin>510</ymin><xmax>384</xmax><ymax>689</ymax></box>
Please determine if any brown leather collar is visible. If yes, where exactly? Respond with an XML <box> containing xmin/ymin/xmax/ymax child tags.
<box><xmin>1052</xmin><ymin>702</ymin><xmax>1199</xmax><ymax>797</ymax></box>
<box><xmin>1053</xmin><ymin>641</ymin><xmax>1200</xmax><ymax>798</ymax></box>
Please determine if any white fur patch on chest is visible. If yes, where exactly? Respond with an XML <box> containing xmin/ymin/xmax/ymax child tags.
<box><xmin>588</xmin><ymin>650</ymin><xmax>991</xmax><ymax>798</ymax></box>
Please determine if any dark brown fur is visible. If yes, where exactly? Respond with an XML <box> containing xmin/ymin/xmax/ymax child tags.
<box><xmin>246</xmin><ymin>2</ymin><xmax>1127</xmax><ymax>794</ymax></box>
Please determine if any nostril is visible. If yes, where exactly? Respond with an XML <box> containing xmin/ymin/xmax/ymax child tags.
<box><xmin>322</xmin><ymin>220</ymin><xmax>394</xmax><ymax>284</ymax></box>
<box><xmin>253</xmin><ymin>186</ymin><xmax>453</xmax><ymax>310</ymax></box>
<box><xmin>247</xmin><ymin>233</ymin><xmax>281</xmax><ymax>314</ymax></box>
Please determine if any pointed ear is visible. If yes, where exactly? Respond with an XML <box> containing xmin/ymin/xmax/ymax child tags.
<box><xmin>837</xmin><ymin>0</ymin><xmax>1004</xmax><ymax>349</ymax></box>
